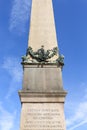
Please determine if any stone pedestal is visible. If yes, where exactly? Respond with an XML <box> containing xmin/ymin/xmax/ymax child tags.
<box><xmin>19</xmin><ymin>91</ymin><xmax>67</xmax><ymax>130</ymax></box>
<box><xmin>19</xmin><ymin>64</ymin><xmax>67</xmax><ymax>130</ymax></box>
<box><xmin>22</xmin><ymin>64</ymin><xmax>64</xmax><ymax>92</ymax></box>
<box><xmin>19</xmin><ymin>103</ymin><xmax>66</xmax><ymax>130</ymax></box>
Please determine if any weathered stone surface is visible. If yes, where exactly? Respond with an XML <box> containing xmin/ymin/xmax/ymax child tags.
<box><xmin>19</xmin><ymin>91</ymin><xmax>67</xmax><ymax>103</ymax></box>
<box><xmin>22</xmin><ymin>64</ymin><xmax>64</xmax><ymax>92</ymax></box>
<box><xmin>20</xmin><ymin>103</ymin><xmax>66</xmax><ymax>130</ymax></box>
<box><xmin>28</xmin><ymin>0</ymin><xmax>58</xmax><ymax>59</ymax></box>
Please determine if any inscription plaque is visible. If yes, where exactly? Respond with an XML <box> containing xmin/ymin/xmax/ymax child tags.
<box><xmin>20</xmin><ymin>103</ymin><xmax>66</xmax><ymax>130</ymax></box>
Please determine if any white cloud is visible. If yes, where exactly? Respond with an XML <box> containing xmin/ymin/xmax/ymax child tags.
<box><xmin>66</xmin><ymin>86</ymin><xmax>87</xmax><ymax>130</ymax></box>
<box><xmin>9</xmin><ymin>0</ymin><xmax>32</xmax><ymax>34</ymax></box>
<box><xmin>66</xmin><ymin>102</ymin><xmax>87</xmax><ymax>125</ymax></box>
<box><xmin>69</xmin><ymin>120</ymin><xmax>87</xmax><ymax>130</ymax></box>
<box><xmin>2</xmin><ymin>57</ymin><xmax>22</xmax><ymax>82</ymax></box>
<box><xmin>2</xmin><ymin>57</ymin><xmax>22</xmax><ymax>99</ymax></box>
<box><xmin>0</xmin><ymin>104</ymin><xmax>16</xmax><ymax>130</ymax></box>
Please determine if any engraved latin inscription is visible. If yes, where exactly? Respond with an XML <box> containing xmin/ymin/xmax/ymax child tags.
<box><xmin>21</xmin><ymin>103</ymin><xmax>66</xmax><ymax>130</ymax></box>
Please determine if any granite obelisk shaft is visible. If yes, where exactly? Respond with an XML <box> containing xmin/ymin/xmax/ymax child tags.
<box><xmin>28</xmin><ymin>0</ymin><xmax>58</xmax><ymax>51</ymax></box>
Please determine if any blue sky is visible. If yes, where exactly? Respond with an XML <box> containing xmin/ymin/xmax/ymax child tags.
<box><xmin>0</xmin><ymin>0</ymin><xmax>87</xmax><ymax>130</ymax></box>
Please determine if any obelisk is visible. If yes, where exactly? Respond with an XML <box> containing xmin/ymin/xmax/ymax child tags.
<box><xmin>19</xmin><ymin>0</ymin><xmax>67</xmax><ymax>130</ymax></box>
<box><xmin>28</xmin><ymin>0</ymin><xmax>58</xmax><ymax>51</ymax></box>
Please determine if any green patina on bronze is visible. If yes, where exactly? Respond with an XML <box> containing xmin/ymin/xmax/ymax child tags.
<box><xmin>26</xmin><ymin>45</ymin><xmax>57</xmax><ymax>62</ymax></box>
<box><xmin>56</xmin><ymin>55</ymin><xmax>64</xmax><ymax>66</ymax></box>
<box><xmin>22</xmin><ymin>45</ymin><xmax>64</xmax><ymax>67</ymax></box>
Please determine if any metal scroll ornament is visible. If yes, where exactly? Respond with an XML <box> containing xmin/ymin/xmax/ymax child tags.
<box><xmin>22</xmin><ymin>45</ymin><xmax>64</xmax><ymax>67</ymax></box>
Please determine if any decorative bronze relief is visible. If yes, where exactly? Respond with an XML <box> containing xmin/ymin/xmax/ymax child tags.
<box><xmin>22</xmin><ymin>45</ymin><xmax>64</xmax><ymax>68</ymax></box>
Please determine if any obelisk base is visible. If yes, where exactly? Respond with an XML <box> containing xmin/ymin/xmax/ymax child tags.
<box><xmin>22</xmin><ymin>63</ymin><xmax>64</xmax><ymax>92</ymax></box>
<box><xmin>19</xmin><ymin>91</ymin><xmax>67</xmax><ymax>130</ymax></box>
